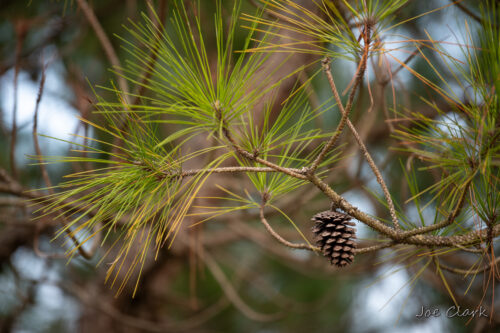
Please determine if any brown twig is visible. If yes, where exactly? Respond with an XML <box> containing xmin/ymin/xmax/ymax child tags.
<box><xmin>214</xmin><ymin>101</ymin><xmax>308</xmax><ymax>180</ymax></box>
<box><xmin>354</xmin><ymin>242</ymin><xmax>395</xmax><ymax>254</ymax></box>
<box><xmin>308</xmin><ymin>23</ymin><xmax>372</xmax><ymax>174</ymax></box>
<box><xmin>32</xmin><ymin>65</ymin><xmax>51</xmax><ymax>188</ymax></box>
<box><xmin>180</xmin><ymin>166</ymin><xmax>305</xmax><ymax>178</ymax></box>
<box><xmin>60</xmin><ymin>281</ymin><xmax>230</xmax><ymax>332</ymax></box>
<box><xmin>75</xmin><ymin>0</ymin><xmax>129</xmax><ymax>101</ymax></box>
<box><xmin>345</xmin><ymin>117</ymin><xmax>400</xmax><ymax>229</ymax></box>
<box><xmin>196</xmin><ymin>245</ymin><xmax>283</xmax><ymax>322</ymax></box>
<box><xmin>10</xmin><ymin>20</ymin><xmax>28</xmax><ymax>180</ymax></box>
<box><xmin>310</xmin><ymin>23</ymin><xmax>398</xmax><ymax>229</ymax></box>
<box><xmin>397</xmin><ymin>178</ymin><xmax>472</xmax><ymax>239</ymax></box>
<box><xmin>32</xmin><ymin>63</ymin><xmax>96</xmax><ymax>260</ymax></box>
<box><xmin>439</xmin><ymin>256</ymin><xmax>500</xmax><ymax>275</ymax></box>
<box><xmin>259</xmin><ymin>194</ymin><xmax>319</xmax><ymax>251</ymax></box>
<box><xmin>111</xmin><ymin>0</ymin><xmax>168</xmax><ymax>152</ymax></box>
<box><xmin>319</xmin><ymin>57</ymin><xmax>400</xmax><ymax>229</ymax></box>
<box><xmin>133</xmin><ymin>162</ymin><xmax>308</xmax><ymax>179</ymax></box>
<box><xmin>449</xmin><ymin>0</ymin><xmax>482</xmax><ymax>24</ymax></box>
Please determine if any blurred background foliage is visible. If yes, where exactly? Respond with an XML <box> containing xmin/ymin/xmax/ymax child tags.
<box><xmin>0</xmin><ymin>0</ymin><xmax>498</xmax><ymax>332</ymax></box>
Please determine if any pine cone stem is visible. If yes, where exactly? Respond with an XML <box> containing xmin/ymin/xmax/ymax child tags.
<box><xmin>259</xmin><ymin>198</ymin><xmax>318</xmax><ymax>251</ymax></box>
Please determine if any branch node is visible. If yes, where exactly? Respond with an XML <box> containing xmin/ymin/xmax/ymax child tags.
<box><xmin>321</xmin><ymin>57</ymin><xmax>331</xmax><ymax>71</ymax></box>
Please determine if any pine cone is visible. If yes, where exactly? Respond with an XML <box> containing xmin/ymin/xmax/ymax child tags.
<box><xmin>311</xmin><ymin>210</ymin><xmax>356</xmax><ymax>267</ymax></box>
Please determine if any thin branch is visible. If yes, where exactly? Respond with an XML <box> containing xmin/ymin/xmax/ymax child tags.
<box><xmin>344</xmin><ymin>117</ymin><xmax>400</xmax><ymax>229</ymax></box>
<box><xmin>133</xmin><ymin>163</ymin><xmax>307</xmax><ymax>179</ymax></box>
<box><xmin>308</xmin><ymin>59</ymin><xmax>350</xmax><ymax>172</ymax></box>
<box><xmin>75</xmin><ymin>0</ymin><xmax>129</xmax><ymax>101</ymax></box>
<box><xmin>259</xmin><ymin>195</ymin><xmax>319</xmax><ymax>251</ymax></box>
<box><xmin>0</xmin><ymin>164</ymin><xmax>493</xmax><ymax>251</ymax></box>
<box><xmin>196</xmin><ymin>246</ymin><xmax>283</xmax><ymax>322</ymax></box>
<box><xmin>214</xmin><ymin>102</ymin><xmax>308</xmax><ymax>180</ymax></box>
<box><xmin>439</xmin><ymin>257</ymin><xmax>500</xmax><ymax>275</ymax></box>
<box><xmin>449</xmin><ymin>0</ymin><xmax>481</xmax><ymax>24</ymax></box>
<box><xmin>10</xmin><ymin>21</ymin><xmax>27</xmax><ymax>180</ymax></box>
<box><xmin>318</xmin><ymin>58</ymin><xmax>400</xmax><ymax>229</ymax></box>
<box><xmin>398</xmin><ymin>179</ymin><xmax>472</xmax><ymax>238</ymax></box>
<box><xmin>32</xmin><ymin>63</ymin><xmax>96</xmax><ymax>260</ymax></box>
<box><xmin>180</xmin><ymin>166</ymin><xmax>304</xmax><ymax>178</ymax></box>
<box><xmin>308</xmin><ymin>23</ymin><xmax>399</xmax><ymax>229</ymax></box>
<box><xmin>32</xmin><ymin>65</ymin><xmax>51</xmax><ymax>188</ymax></box>
<box><xmin>9</xmin><ymin>63</ymin><xmax>18</xmax><ymax>178</ymax></box>
<box><xmin>354</xmin><ymin>242</ymin><xmax>395</xmax><ymax>254</ymax></box>
<box><xmin>309</xmin><ymin>23</ymin><xmax>371</xmax><ymax>173</ymax></box>
<box><xmin>61</xmin><ymin>281</ymin><xmax>229</xmax><ymax>332</ymax></box>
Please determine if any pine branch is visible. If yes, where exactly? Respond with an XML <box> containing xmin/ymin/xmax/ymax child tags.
<box><xmin>214</xmin><ymin>101</ymin><xmax>308</xmax><ymax>180</ymax></box>
<box><xmin>133</xmin><ymin>162</ymin><xmax>307</xmax><ymax>179</ymax></box>
<box><xmin>0</xmin><ymin>163</ymin><xmax>490</xmax><ymax>252</ymax></box>
<box><xmin>76</xmin><ymin>0</ymin><xmax>129</xmax><ymax>102</ymax></box>
<box><xmin>259</xmin><ymin>194</ymin><xmax>319</xmax><ymax>251</ymax></box>
<box><xmin>308</xmin><ymin>22</ymin><xmax>372</xmax><ymax>174</ymax></box>
<box><xmin>354</xmin><ymin>242</ymin><xmax>395</xmax><ymax>254</ymax></box>
<box><xmin>438</xmin><ymin>257</ymin><xmax>500</xmax><ymax>275</ymax></box>
<box><xmin>315</xmin><ymin>27</ymin><xmax>400</xmax><ymax>230</ymax></box>
<box><xmin>397</xmin><ymin>178</ymin><xmax>472</xmax><ymax>239</ymax></box>
<box><xmin>193</xmin><ymin>243</ymin><xmax>283</xmax><ymax>322</ymax></box>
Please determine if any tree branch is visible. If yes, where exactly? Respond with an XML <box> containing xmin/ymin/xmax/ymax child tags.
<box><xmin>9</xmin><ymin>20</ymin><xmax>28</xmax><ymax>180</ymax></box>
<box><xmin>448</xmin><ymin>0</ymin><xmax>482</xmax><ymax>24</ymax></box>
<box><xmin>259</xmin><ymin>194</ymin><xmax>319</xmax><ymax>251</ymax></box>
<box><xmin>308</xmin><ymin>22</ymin><xmax>371</xmax><ymax>174</ymax></box>
<box><xmin>213</xmin><ymin>101</ymin><xmax>308</xmax><ymax>180</ymax></box>
<box><xmin>195</xmin><ymin>245</ymin><xmax>283</xmax><ymax>322</ymax></box>
<box><xmin>438</xmin><ymin>256</ymin><xmax>500</xmax><ymax>275</ymax></box>
<box><xmin>32</xmin><ymin>64</ymin><xmax>97</xmax><ymax>260</ymax></box>
<box><xmin>319</xmin><ymin>58</ymin><xmax>400</xmax><ymax>230</ymax></box>
<box><xmin>0</xmin><ymin>163</ymin><xmax>488</xmax><ymax>251</ymax></box>
<box><xmin>76</xmin><ymin>0</ymin><xmax>129</xmax><ymax>102</ymax></box>
<box><xmin>398</xmin><ymin>178</ymin><xmax>472</xmax><ymax>239</ymax></box>
<box><xmin>354</xmin><ymin>242</ymin><xmax>395</xmax><ymax>254</ymax></box>
<box><xmin>180</xmin><ymin>166</ymin><xmax>304</xmax><ymax>178</ymax></box>
<box><xmin>132</xmin><ymin>162</ymin><xmax>308</xmax><ymax>179</ymax></box>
